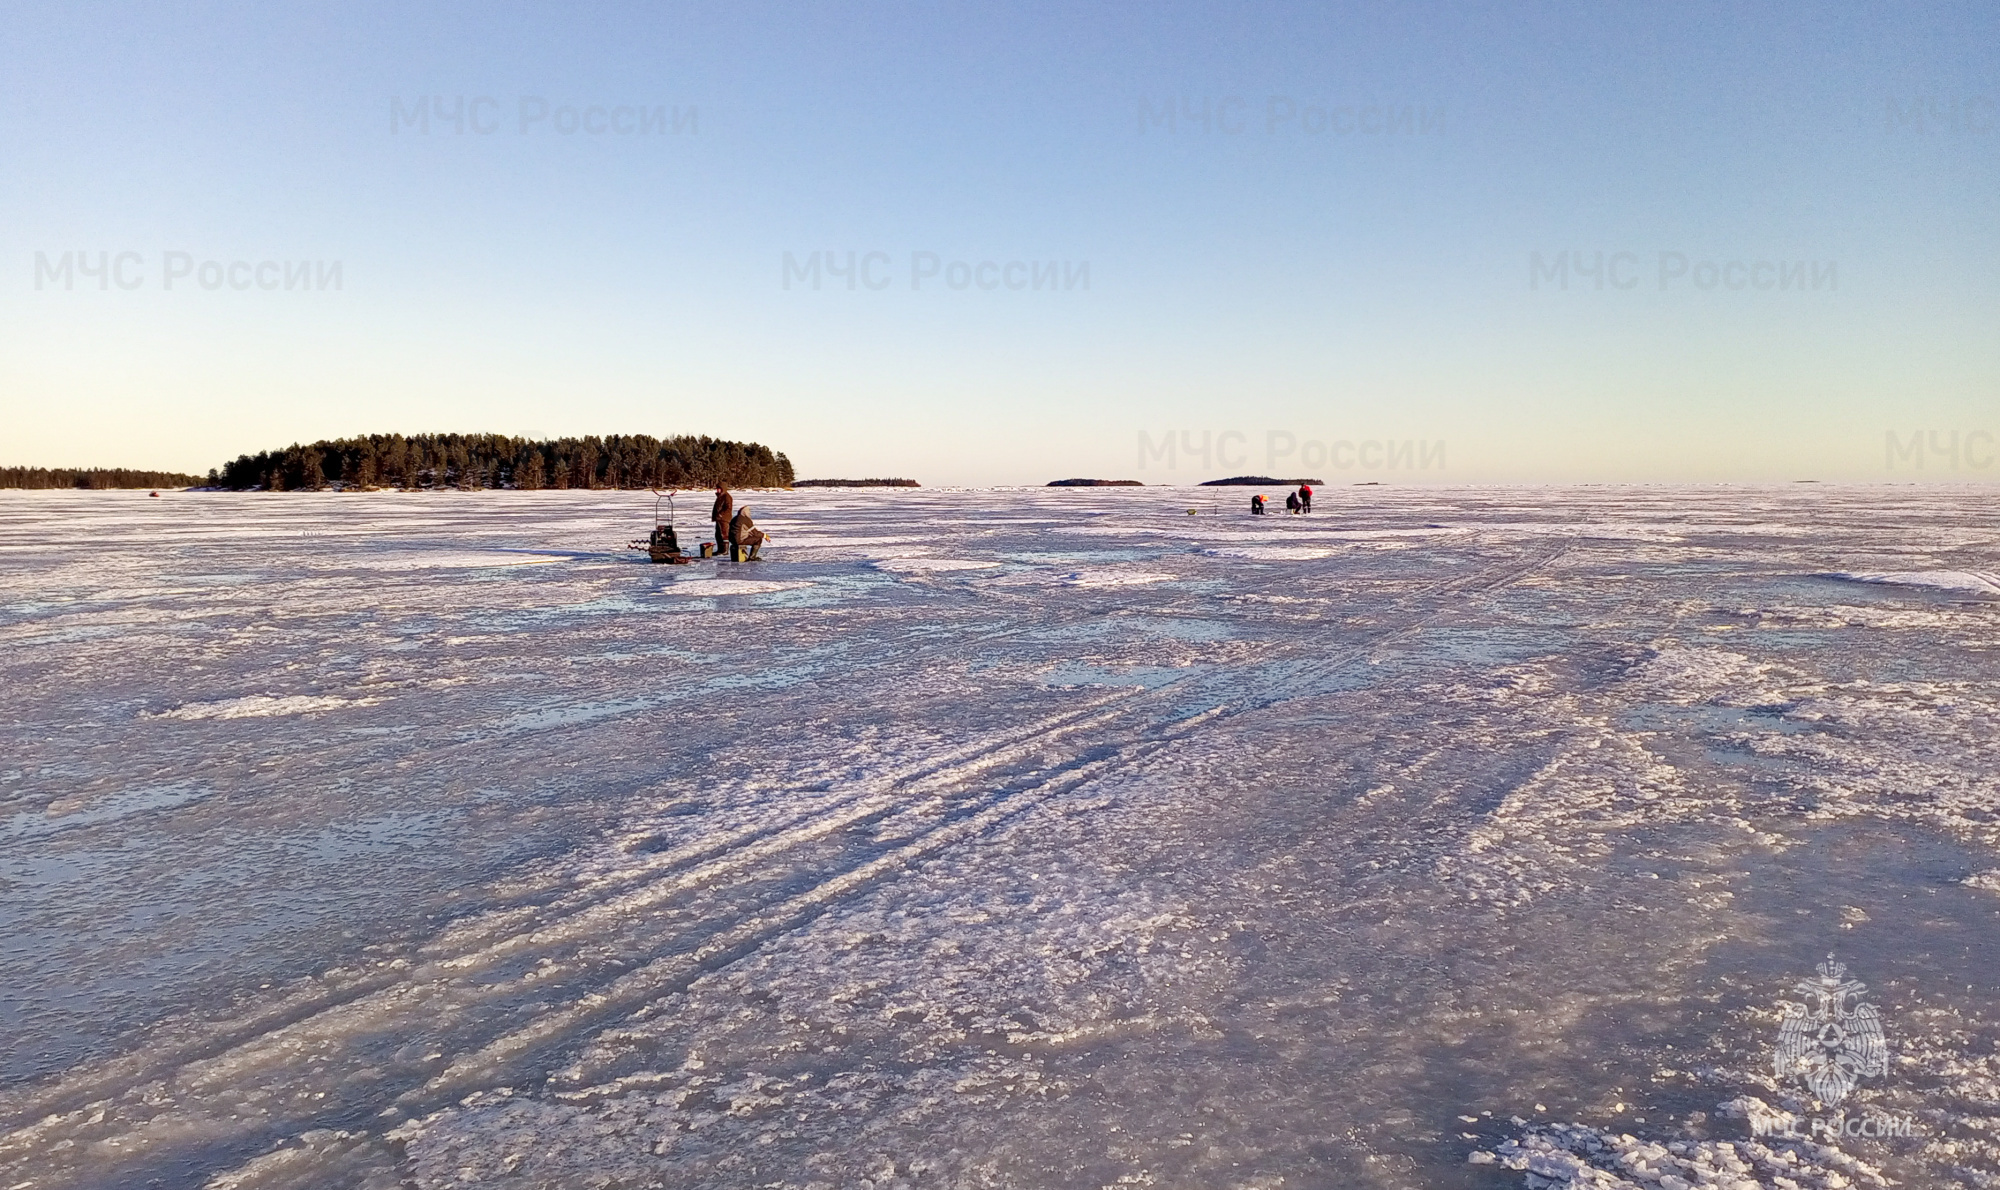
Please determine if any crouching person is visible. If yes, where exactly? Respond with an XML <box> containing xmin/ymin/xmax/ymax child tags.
<box><xmin>729</xmin><ymin>506</ymin><xmax>767</xmax><ymax>560</ymax></box>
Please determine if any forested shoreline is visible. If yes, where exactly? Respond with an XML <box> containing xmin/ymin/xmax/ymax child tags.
<box><xmin>0</xmin><ymin>467</ymin><xmax>207</xmax><ymax>490</ymax></box>
<box><xmin>210</xmin><ymin>433</ymin><xmax>794</xmax><ymax>491</ymax></box>
<box><xmin>5</xmin><ymin>435</ymin><xmax>799</xmax><ymax>491</ymax></box>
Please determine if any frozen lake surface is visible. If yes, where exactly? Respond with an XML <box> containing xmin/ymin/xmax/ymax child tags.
<box><xmin>2</xmin><ymin>485</ymin><xmax>1998</xmax><ymax>1189</ymax></box>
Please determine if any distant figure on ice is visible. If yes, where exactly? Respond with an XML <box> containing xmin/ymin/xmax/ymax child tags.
<box><xmin>711</xmin><ymin>484</ymin><xmax>733</xmax><ymax>552</ymax></box>
<box><xmin>1298</xmin><ymin>482</ymin><xmax>1312</xmax><ymax>513</ymax></box>
<box><xmin>1251</xmin><ymin>493</ymin><xmax>1266</xmax><ymax>515</ymax></box>
<box><xmin>730</xmin><ymin>506</ymin><xmax>766</xmax><ymax>560</ymax></box>
<box><xmin>1284</xmin><ymin>491</ymin><xmax>1301</xmax><ymax>515</ymax></box>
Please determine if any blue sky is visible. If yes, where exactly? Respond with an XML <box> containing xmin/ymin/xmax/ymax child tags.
<box><xmin>4</xmin><ymin>1</ymin><xmax>1996</xmax><ymax>483</ymax></box>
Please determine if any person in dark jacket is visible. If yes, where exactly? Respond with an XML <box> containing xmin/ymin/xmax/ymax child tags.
<box><xmin>1284</xmin><ymin>491</ymin><xmax>1300</xmax><ymax>514</ymax></box>
<box><xmin>1251</xmin><ymin>493</ymin><xmax>1266</xmax><ymax>515</ymax></box>
<box><xmin>729</xmin><ymin>506</ymin><xmax>766</xmax><ymax>560</ymax></box>
<box><xmin>711</xmin><ymin>485</ymin><xmax>733</xmax><ymax>551</ymax></box>
<box><xmin>1298</xmin><ymin>483</ymin><xmax>1313</xmax><ymax>513</ymax></box>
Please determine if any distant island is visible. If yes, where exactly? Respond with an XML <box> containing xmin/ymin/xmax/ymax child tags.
<box><xmin>1</xmin><ymin>467</ymin><xmax>207</xmax><ymax>490</ymax></box>
<box><xmin>1199</xmin><ymin>475</ymin><xmax>1326</xmax><ymax>486</ymax></box>
<box><xmin>1047</xmin><ymin>478</ymin><xmax>1143</xmax><ymax>487</ymax></box>
<box><xmin>792</xmin><ymin>478</ymin><xmax>920</xmax><ymax>488</ymax></box>
<box><xmin>209</xmin><ymin>433</ymin><xmax>793</xmax><ymax>491</ymax></box>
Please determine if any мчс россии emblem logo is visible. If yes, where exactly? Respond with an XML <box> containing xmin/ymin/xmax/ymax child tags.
<box><xmin>1775</xmin><ymin>954</ymin><xmax>1888</xmax><ymax>1106</ymax></box>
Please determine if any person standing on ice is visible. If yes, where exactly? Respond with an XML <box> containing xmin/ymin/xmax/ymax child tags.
<box><xmin>730</xmin><ymin>506</ymin><xmax>766</xmax><ymax>560</ymax></box>
<box><xmin>1298</xmin><ymin>482</ymin><xmax>1312</xmax><ymax>513</ymax></box>
<box><xmin>1251</xmin><ymin>493</ymin><xmax>1266</xmax><ymax>515</ymax></box>
<box><xmin>710</xmin><ymin>484</ymin><xmax>733</xmax><ymax>552</ymax></box>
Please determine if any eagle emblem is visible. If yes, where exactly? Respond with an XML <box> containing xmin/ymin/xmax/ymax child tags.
<box><xmin>1775</xmin><ymin>954</ymin><xmax>1888</xmax><ymax>1105</ymax></box>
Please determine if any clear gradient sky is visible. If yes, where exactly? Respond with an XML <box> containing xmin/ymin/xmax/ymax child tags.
<box><xmin>3</xmin><ymin>2</ymin><xmax>1996</xmax><ymax>485</ymax></box>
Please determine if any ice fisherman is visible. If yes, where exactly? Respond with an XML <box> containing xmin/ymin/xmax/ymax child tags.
<box><xmin>710</xmin><ymin>484</ymin><xmax>733</xmax><ymax>551</ymax></box>
<box><xmin>1285</xmin><ymin>491</ymin><xmax>1301</xmax><ymax>514</ymax></box>
<box><xmin>729</xmin><ymin>506</ymin><xmax>766</xmax><ymax>560</ymax></box>
<box><xmin>1251</xmin><ymin>493</ymin><xmax>1266</xmax><ymax>515</ymax></box>
<box><xmin>1298</xmin><ymin>483</ymin><xmax>1313</xmax><ymax>513</ymax></box>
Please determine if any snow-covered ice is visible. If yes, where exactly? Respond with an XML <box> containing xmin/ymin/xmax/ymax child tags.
<box><xmin>656</xmin><ymin>577</ymin><xmax>814</xmax><ymax>597</ymax></box>
<box><xmin>147</xmin><ymin>694</ymin><xmax>387</xmax><ymax>720</ymax></box>
<box><xmin>2</xmin><ymin>484</ymin><xmax>1998</xmax><ymax>1189</ymax></box>
<box><xmin>869</xmin><ymin>556</ymin><xmax>1002</xmax><ymax>572</ymax></box>
<box><xmin>1824</xmin><ymin>571</ymin><xmax>2000</xmax><ymax>596</ymax></box>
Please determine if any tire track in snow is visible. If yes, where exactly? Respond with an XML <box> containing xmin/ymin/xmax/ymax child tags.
<box><xmin>400</xmin><ymin>704</ymin><xmax>1235</xmax><ymax>1113</ymax></box>
<box><xmin>454</xmin><ymin>686</ymin><xmax>1148</xmax><ymax>925</ymax></box>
